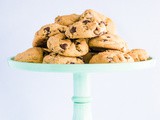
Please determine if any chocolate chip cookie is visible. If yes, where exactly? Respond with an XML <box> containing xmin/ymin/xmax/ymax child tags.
<box><xmin>55</xmin><ymin>14</ymin><xmax>80</xmax><ymax>26</ymax></box>
<box><xmin>65</xmin><ymin>9</ymin><xmax>107</xmax><ymax>39</ymax></box>
<box><xmin>127</xmin><ymin>49</ymin><xmax>149</xmax><ymax>62</ymax></box>
<box><xmin>47</xmin><ymin>33</ymin><xmax>89</xmax><ymax>57</ymax></box>
<box><xmin>32</xmin><ymin>23</ymin><xmax>67</xmax><ymax>47</ymax></box>
<box><xmin>89</xmin><ymin>33</ymin><xmax>129</xmax><ymax>52</ymax></box>
<box><xmin>89</xmin><ymin>50</ymin><xmax>134</xmax><ymax>63</ymax></box>
<box><xmin>14</xmin><ymin>9</ymin><xmax>150</xmax><ymax>64</ymax></box>
<box><xmin>14</xmin><ymin>47</ymin><xmax>44</xmax><ymax>63</ymax></box>
<box><xmin>80</xmin><ymin>9</ymin><xmax>116</xmax><ymax>34</ymax></box>
<box><xmin>43</xmin><ymin>53</ymin><xmax>84</xmax><ymax>64</ymax></box>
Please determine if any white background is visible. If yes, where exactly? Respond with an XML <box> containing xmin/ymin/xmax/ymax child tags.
<box><xmin>1</xmin><ymin>0</ymin><xmax>160</xmax><ymax>120</ymax></box>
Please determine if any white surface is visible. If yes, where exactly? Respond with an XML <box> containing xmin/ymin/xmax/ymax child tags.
<box><xmin>1</xmin><ymin>0</ymin><xmax>160</xmax><ymax>120</ymax></box>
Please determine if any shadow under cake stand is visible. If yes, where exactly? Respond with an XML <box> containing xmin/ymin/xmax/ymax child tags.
<box><xmin>8</xmin><ymin>58</ymin><xmax>156</xmax><ymax>120</ymax></box>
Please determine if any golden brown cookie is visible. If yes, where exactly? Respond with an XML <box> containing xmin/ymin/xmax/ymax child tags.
<box><xmin>43</xmin><ymin>53</ymin><xmax>84</xmax><ymax>64</ymax></box>
<box><xmin>55</xmin><ymin>14</ymin><xmax>80</xmax><ymax>26</ymax></box>
<box><xmin>65</xmin><ymin>9</ymin><xmax>107</xmax><ymax>39</ymax></box>
<box><xmin>89</xmin><ymin>33</ymin><xmax>129</xmax><ymax>52</ymax></box>
<box><xmin>14</xmin><ymin>47</ymin><xmax>44</xmax><ymax>63</ymax></box>
<box><xmin>89</xmin><ymin>50</ymin><xmax>134</xmax><ymax>63</ymax></box>
<box><xmin>127</xmin><ymin>49</ymin><xmax>149</xmax><ymax>62</ymax></box>
<box><xmin>32</xmin><ymin>23</ymin><xmax>67</xmax><ymax>47</ymax></box>
<box><xmin>47</xmin><ymin>33</ymin><xmax>89</xmax><ymax>57</ymax></box>
<box><xmin>80</xmin><ymin>9</ymin><xmax>116</xmax><ymax>33</ymax></box>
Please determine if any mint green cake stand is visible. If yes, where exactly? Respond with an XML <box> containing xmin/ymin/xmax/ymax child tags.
<box><xmin>8</xmin><ymin>57</ymin><xmax>156</xmax><ymax>120</ymax></box>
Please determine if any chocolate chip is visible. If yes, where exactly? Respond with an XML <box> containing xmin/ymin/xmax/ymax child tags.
<box><xmin>83</xmin><ymin>20</ymin><xmax>91</xmax><ymax>24</ymax></box>
<box><xmin>107</xmin><ymin>36</ymin><xmax>111</xmax><ymax>38</ymax></box>
<box><xmin>103</xmin><ymin>39</ymin><xmax>108</xmax><ymax>42</ymax></box>
<box><xmin>99</xmin><ymin>21</ymin><xmax>107</xmax><ymax>26</ymax></box>
<box><xmin>44</xmin><ymin>27</ymin><xmax>50</xmax><ymax>35</ymax></box>
<box><xmin>70</xmin><ymin>62</ymin><xmax>75</xmax><ymax>64</ymax></box>
<box><xmin>60</xmin><ymin>43</ymin><xmax>68</xmax><ymax>50</ymax></box>
<box><xmin>70</xmin><ymin>27</ymin><xmax>76</xmax><ymax>34</ymax></box>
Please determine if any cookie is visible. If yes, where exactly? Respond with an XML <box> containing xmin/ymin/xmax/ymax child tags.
<box><xmin>89</xmin><ymin>50</ymin><xmax>134</xmax><ymax>63</ymax></box>
<box><xmin>32</xmin><ymin>23</ymin><xmax>67</xmax><ymax>47</ymax></box>
<box><xmin>14</xmin><ymin>47</ymin><xmax>44</xmax><ymax>63</ymax></box>
<box><xmin>65</xmin><ymin>9</ymin><xmax>107</xmax><ymax>39</ymax></box>
<box><xmin>80</xmin><ymin>9</ymin><xmax>116</xmax><ymax>34</ymax></box>
<box><xmin>55</xmin><ymin>14</ymin><xmax>80</xmax><ymax>26</ymax></box>
<box><xmin>89</xmin><ymin>33</ymin><xmax>129</xmax><ymax>52</ymax></box>
<box><xmin>43</xmin><ymin>53</ymin><xmax>84</xmax><ymax>64</ymax></box>
<box><xmin>47</xmin><ymin>33</ymin><xmax>89</xmax><ymax>57</ymax></box>
<box><xmin>127</xmin><ymin>49</ymin><xmax>149</xmax><ymax>62</ymax></box>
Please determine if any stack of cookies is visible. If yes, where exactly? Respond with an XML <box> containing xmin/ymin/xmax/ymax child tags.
<box><xmin>14</xmin><ymin>9</ymin><xmax>149</xmax><ymax>64</ymax></box>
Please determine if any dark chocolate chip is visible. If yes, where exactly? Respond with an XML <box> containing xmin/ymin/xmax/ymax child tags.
<box><xmin>70</xmin><ymin>62</ymin><xmax>75</xmax><ymax>64</ymax></box>
<box><xmin>83</xmin><ymin>20</ymin><xmax>91</xmax><ymax>24</ymax></box>
<box><xmin>103</xmin><ymin>39</ymin><xmax>108</xmax><ymax>42</ymax></box>
<box><xmin>60</xmin><ymin>43</ymin><xmax>68</xmax><ymax>50</ymax></box>
<box><xmin>70</xmin><ymin>27</ymin><xmax>76</xmax><ymax>34</ymax></box>
<box><xmin>107</xmin><ymin>36</ymin><xmax>111</xmax><ymax>38</ymax></box>
<box><xmin>99</xmin><ymin>21</ymin><xmax>107</xmax><ymax>26</ymax></box>
<box><xmin>44</xmin><ymin>27</ymin><xmax>50</xmax><ymax>35</ymax></box>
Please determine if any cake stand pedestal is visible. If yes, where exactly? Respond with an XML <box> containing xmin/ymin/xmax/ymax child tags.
<box><xmin>8</xmin><ymin>58</ymin><xmax>156</xmax><ymax>120</ymax></box>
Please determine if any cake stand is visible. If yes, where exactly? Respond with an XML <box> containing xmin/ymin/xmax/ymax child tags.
<box><xmin>8</xmin><ymin>57</ymin><xmax>156</xmax><ymax>120</ymax></box>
